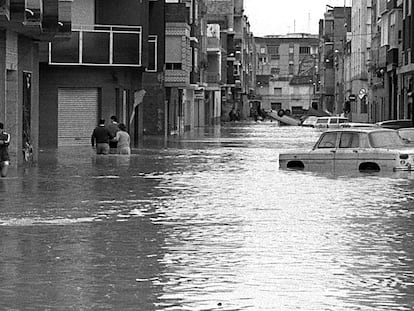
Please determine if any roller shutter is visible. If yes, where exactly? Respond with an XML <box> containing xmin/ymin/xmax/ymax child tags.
<box><xmin>58</xmin><ymin>88</ymin><xmax>99</xmax><ymax>146</ymax></box>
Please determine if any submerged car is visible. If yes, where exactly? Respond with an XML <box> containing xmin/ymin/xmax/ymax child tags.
<box><xmin>301</xmin><ymin>116</ymin><xmax>318</xmax><ymax>127</ymax></box>
<box><xmin>279</xmin><ymin>128</ymin><xmax>414</xmax><ymax>172</ymax></box>
<box><xmin>314</xmin><ymin>116</ymin><xmax>349</xmax><ymax>128</ymax></box>
<box><xmin>376</xmin><ymin>119</ymin><xmax>414</xmax><ymax>129</ymax></box>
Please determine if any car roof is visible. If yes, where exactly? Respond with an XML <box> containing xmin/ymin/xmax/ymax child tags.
<box><xmin>324</xmin><ymin>128</ymin><xmax>396</xmax><ymax>134</ymax></box>
<box><xmin>317</xmin><ymin>116</ymin><xmax>348</xmax><ymax>119</ymax></box>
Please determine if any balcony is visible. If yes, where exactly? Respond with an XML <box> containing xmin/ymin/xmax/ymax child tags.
<box><xmin>49</xmin><ymin>24</ymin><xmax>142</xmax><ymax>67</ymax></box>
<box><xmin>387</xmin><ymin>0</ymin><xmax>398</xmax><ymax>10</ymax></box>
<box><xmin>207</xmin><ymin>72</ymin><xmax>221</xmax><ymax>84</ymax></box>
<box><xmin>386</xmin><ymin>48</ymin><xmax>399</xmax><ymax>66</ymax></box>
<box><xmin>9</xmin><ymin>0</ymin><xmax>42</xmax><ymax>25</ymax></box>
<box><xmin>0</xmin><ymin>0</ymin><xmax>10</xmax><ymax>21</ymax></box>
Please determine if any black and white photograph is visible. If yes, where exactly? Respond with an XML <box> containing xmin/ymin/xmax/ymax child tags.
<box><xmin>1</xmin><ymin>0</ymin><xmax>414</xmax><ymax>310</ymax></box>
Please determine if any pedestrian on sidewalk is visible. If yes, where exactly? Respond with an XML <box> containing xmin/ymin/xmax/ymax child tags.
<box><xmin>91</xmin><ymin>119</ymin><xmax>112</xmax><ymax>155</ymax></box>
<box><xmin>114</xmin><ymin>123</ymin><xmax>131</xmax><ymax>155</ymax></box>
<box><xmin>0</xmin><ymin>122</ymin><xmax>11</xmax><ymax>177</ymax></box>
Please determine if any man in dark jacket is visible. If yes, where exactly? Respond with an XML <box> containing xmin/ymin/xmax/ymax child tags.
<box><xmin>0</xmin><ymin>122</ymin><xmax>10</xmax><ymax>177</ymax></box>
<box><xmin>91</xmin><ymin>119</ymin><xmax>112</xmax><ymax>155</ymax></box>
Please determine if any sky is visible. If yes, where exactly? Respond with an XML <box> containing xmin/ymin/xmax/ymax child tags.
<box><xmin>244</xmin><ymin>0</ymin><xmax>350</xmax><ymax>36</ymax></box>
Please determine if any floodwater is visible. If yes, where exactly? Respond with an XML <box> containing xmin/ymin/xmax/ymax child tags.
<box><xmin>1</xmin><ymin>122</ymin><xmax>414</xmax><ymax>311</ymax></box>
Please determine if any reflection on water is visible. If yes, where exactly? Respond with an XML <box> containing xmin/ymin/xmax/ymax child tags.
<box><xmin>1</xmin><ymin>122</ymin><xmax>414</xmax><ymax>310</ymax></box>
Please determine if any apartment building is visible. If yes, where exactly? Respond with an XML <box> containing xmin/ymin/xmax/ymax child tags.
<box><xmin>165</xmin><ymin>0</ymin><xmax>211</xmax><ymax>134</ymax></box>
<box><xmin>254</xmin><ymin>34</ymin><xmax>319</xmax><ymax>116</ymax></box>
<box><xmin>370</xmin><ymin>0</ymin><xmax>402</xmax><ymax>122</ymax></box>
<box><xmin>399</xmin><ymin>0</ymin><xmax>414</xmax><ymax>121</ymax></box>
<box><xmin>349</xmin><ymin>0</ymin><xmax>372</xmax><ymax>122</ymax></box>
<box><xmin>39</xmin><ymin>0</ymin><xmax>165</xmax><ymax>147</ymax></box>
<box><xmin>205</xmin><ymin>0</ymin><xmax>255</xmax><ymax>121</ymax></box>
<box><xmin>0</xmin><ymin>0</ymin><xmax>72</xmax><ymax>162</ymax></box>
<box><xmin>319</xmin><ymin>6</ymin><xmax>352</xmax><ymax>115</ymax></box>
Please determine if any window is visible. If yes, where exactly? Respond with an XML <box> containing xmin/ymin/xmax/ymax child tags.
<box><xmin>147</xmin><ymin>35</ymin><xmax>157</xmax><ymax>72</ymax></box>
<box><xmin>369</xmin><ymin>131</ymin><xmax>405</xmax><ymax>148</ymax></box>
<box><xmin>267</xmin><ymin>45</ymin><xmax>279</xmax><ymax>55</ymax></box>
<box><xmin>274</xmin><ymin>88</ymin><xmax>282</xmax><ymax>95</ymax></box>
<box><xmin>271</xmin><ymin>103</ymin><xmax>282</xmax><ymax>111</ymax></box>
<box><xmin>339</xmin><ymin>133</ymin><xmax>360</xmax><ymax>148</ymax></box>
<box><xmin>270</xmin><ymin>67</ymin><xmax>280</xmax><ymax>75</ymax></box>
<box><xmin>289</xmin><ymin>64</ymin><xmax>295</xmax><ymax>74</ymax></box>
<box><xmin>291</xmin><ymin>106</ymin><xmax>304</xmax><ymax>115</ymax></box>
<box><xmin>317</xmin><ymin>132</ymin><xmax>338</xmax><ymax>148</ymax></box>
<box><xmin>166</xmin><ymin>63</ymin><xmax>182</xmax><ymax>70</ymax></box>
<box><xmin>299</xmin><ymin>46</ymin><xmax>310</xmax><ymax>54</ymax></box>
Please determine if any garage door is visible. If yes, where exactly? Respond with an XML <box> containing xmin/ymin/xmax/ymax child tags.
<box><xmin>58</xmin><ymin>88</ymin><xmax>99</xmax><ymax>146</ymax></box>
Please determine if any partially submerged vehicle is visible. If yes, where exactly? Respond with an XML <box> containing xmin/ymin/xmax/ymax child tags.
<box><xmin>314</xmin><ymin>116</ymin><xmax>349</xmax><ymax>128</ymax></box>
<box><xmin>376</xmin><ymin>119</ymin><xmax>414</xmax><ymax>129</ymax></box>
<box><xmin>279</xmin><ymin>128</ymin><xmax>414</xmax><ymax>173</ymax></box>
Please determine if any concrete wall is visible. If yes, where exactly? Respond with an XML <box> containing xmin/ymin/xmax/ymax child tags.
<box><xmin>0</xmin><ymin>31</ymin><xmax>40</xmax><ymax>165</ymax></box>
<box><xmin>39</xmin><ymin>66</ymin><xmax>142</xmax><ymax>147</ymax></box>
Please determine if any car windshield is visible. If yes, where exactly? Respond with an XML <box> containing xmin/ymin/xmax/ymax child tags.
<box><xmin>369</xmin><ymin>131</ymin><xmax>405</xmax><ymax>148</ymax></box>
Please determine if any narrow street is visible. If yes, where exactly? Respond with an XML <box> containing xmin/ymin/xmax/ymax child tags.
<box><xmin>1</xmin><ymin>122</ymin><xmax>414</xmax><ymax>310</ymax></box>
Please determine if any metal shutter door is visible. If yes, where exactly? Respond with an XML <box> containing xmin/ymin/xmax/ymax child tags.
<box><xmin>58</xmin><ymin>88</ymin><xmax>98</xmax><ymax>146</ymax></box>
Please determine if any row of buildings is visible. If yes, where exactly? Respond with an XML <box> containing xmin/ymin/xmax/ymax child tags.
<box><xmin>3</xmin><ymin>0</ymin><xmax>414</xmax><ymax>166</ymax></box>
<box><xmin>0</xmin><ymin>0</ymin><xmax>256</xmax><ymax>165</ymax></box>
<box><xmin>318</xmin><ymin>0</ymin><xmax>414</xmax><ymax>123</ymax></box>
<box><xmin>253</xmin><ymin>0</ymin><xmax>414</xmax><ymax>125</ymax></box>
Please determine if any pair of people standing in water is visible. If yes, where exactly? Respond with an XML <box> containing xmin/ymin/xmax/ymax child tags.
<box><xmin>91</xmin><ymin>116</ymin><xmax>131</xmax><ymax>155</ymax></box>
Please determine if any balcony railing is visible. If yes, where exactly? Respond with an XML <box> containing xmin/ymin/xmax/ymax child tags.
<box><xmin>49</xmin><ymin>24</ymin><xmax>142</xmax><ymax>67</ymax></box>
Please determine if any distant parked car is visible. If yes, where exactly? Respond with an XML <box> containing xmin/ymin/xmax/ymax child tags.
<box><xmin>314</xmin><ymin>116</ymin><xmax>349</xmax><ymax>128</ymax></box>
<box><xmin>279</xmin><ymin>128</ymin><xmax>414</xmax><ymax>172</ymax></box>
<box><xmin>376</xmin><ymin>119</ymin><xmax>414</xmax><ymax>129</ymax></box>
<box><xmin>301</xmin><ymin>116</ymin><xmax>318</xmax><ymax>127</ymax></box>
<box><xmin>398</xmin><ymin>127</ymin><xmax>414</xmax><ymax>144</ymax></box>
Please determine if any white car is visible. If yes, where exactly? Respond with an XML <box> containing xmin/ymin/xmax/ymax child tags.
<box><xmin>301</xmin><ymin>116</ymin><xmax>318</xmax><ymax>127</ymax></box>
<box><xmin>314</xmin><ymin>116</ymin><xmax>349</xmax><ymax>128</ymax></box>
<box><xmin>279</xmin><ymin>128</ymin><xmax>414</xmax><ymax>172</ymax></box>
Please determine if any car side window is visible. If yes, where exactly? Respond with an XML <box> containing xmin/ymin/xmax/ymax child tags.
<box><xmin>317</xmin><ymin>132</ymin><xmax>338</xmax><ymax>148</ymax></box>
<box><xmin>339</xmin><ymin>133</ymin><xmax>360</xmax><ymax>148</ymax></box>
<box><xmin>329</xmin><ymin>118</ymin><xmax>338</xmax><ymax>124</ymax></box>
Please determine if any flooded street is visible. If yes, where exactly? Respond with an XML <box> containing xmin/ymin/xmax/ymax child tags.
<box><xmin>1</xmin><ymin>122</ymin><xmax>414</xmax><ymax>311</ymax></box>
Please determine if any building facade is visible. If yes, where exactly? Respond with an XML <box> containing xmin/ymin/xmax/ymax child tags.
<box><xmin>399</xmin><ymin>0</ymin><xmax>414</xmax><ymax>122</ymax></box>
<box><xmin>205</xmin><ymin>0</ymin><xmax>255</xmax><ymax>122</ymax></box>
<box><xmin>318</xmin><ymin>6</ymin><xmax>352</xmax><ymax>116</ymax></box>
<box><xmin>0</xmin><ymin>0</ymin><xmax>72</xmax><ymax>162</ymax></box>
<box><xmin>39</xmin><ymin>0</ymin><xmax>165</xmax><ymax>148</ymax></box>
<box><xmin>165</xmin><ymin>0</ymin><xmax>212</xmax><ymax>135</ymax></box>
<box><xmin>254</xmin><ymin>34</ymin><xmax>319</xmax><ymax>117</ymax></box>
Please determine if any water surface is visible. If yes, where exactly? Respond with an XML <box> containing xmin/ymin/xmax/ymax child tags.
<box><xmin>1</xmin><ymin>122</ymin><xmax>414</xmax><ymax>310</ymax></box>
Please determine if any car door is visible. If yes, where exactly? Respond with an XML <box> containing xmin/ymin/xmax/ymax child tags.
<box><xmin>309</xmin><ymin>132</ymin><xmax>339</xmax><ymax>171</ymax></box>
<box><xmin>335</xmin><ymin>132</ymin><xmax>360</xmax><ymax>172</ymax></box>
